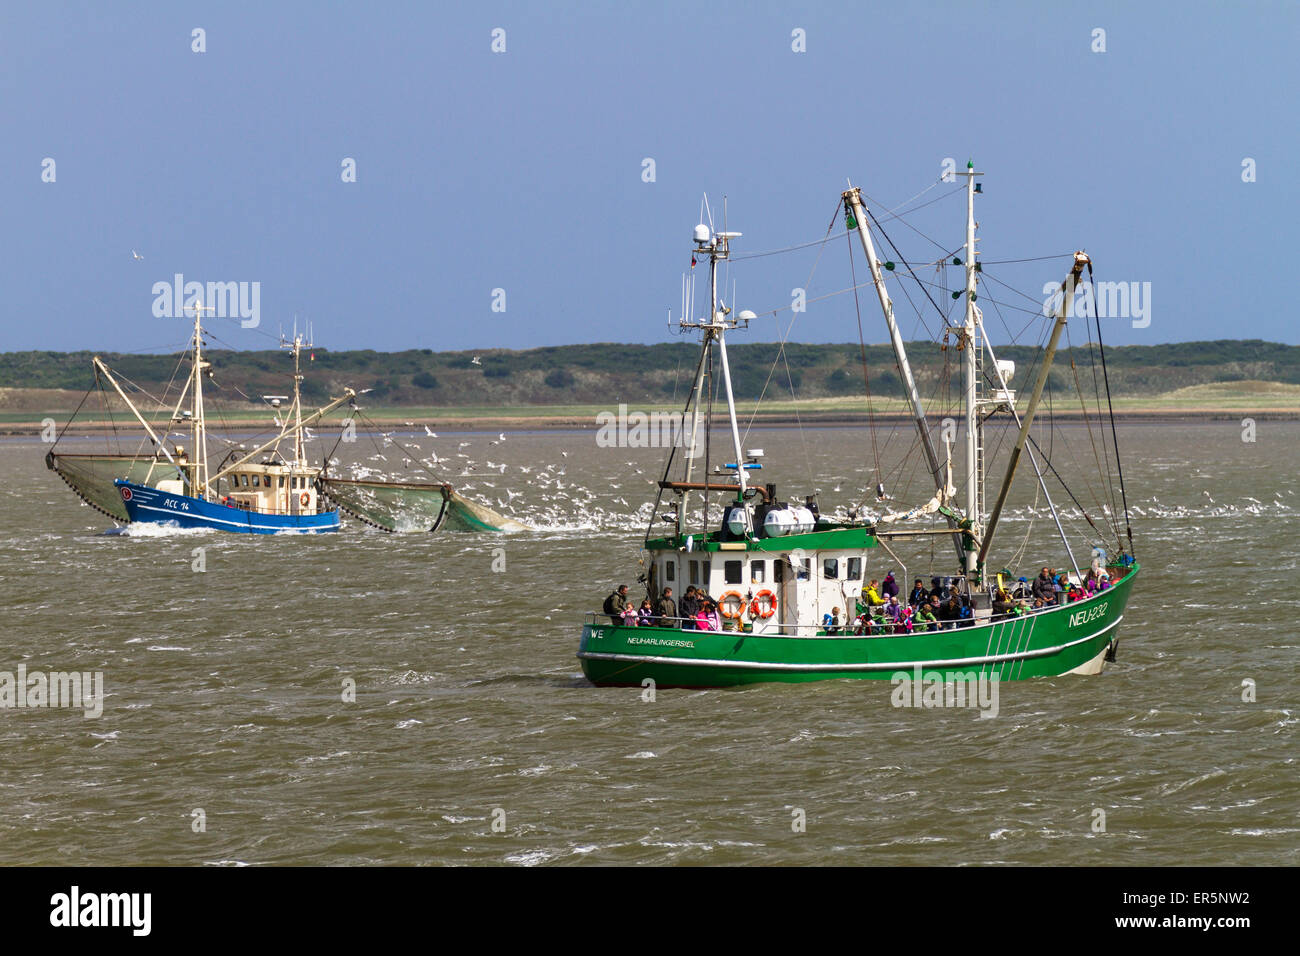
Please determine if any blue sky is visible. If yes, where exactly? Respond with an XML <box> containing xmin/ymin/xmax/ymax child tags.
<box><xmin>1</xmin><ymin>1</ymin><xmax>1294</xmax><ymax>354</ymax></box>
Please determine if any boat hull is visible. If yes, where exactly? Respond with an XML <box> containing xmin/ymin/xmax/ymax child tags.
<box><xmin>114</xmin><ymin>480</ymin><xmax>339</xmax><ymax>534</ymax></box>
<box><xmin>579</xmin><ymin>564</ymin><xmax>1139</xmax><ymax>687</ymax></box>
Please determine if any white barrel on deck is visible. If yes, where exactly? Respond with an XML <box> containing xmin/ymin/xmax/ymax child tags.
<box><xmin>791</xmin><ymin>506</ymin><xmax>815</xmax><ymax>534</ymax></box>
<box><xmin>726</xmin><ymin>505</ymin><xmax>751</xmax><ymax>536</ymax></box>
<box><xmin>763</xmin><ymin>508</ymin><xmax>795</xmax><ymax>537</ymax></box>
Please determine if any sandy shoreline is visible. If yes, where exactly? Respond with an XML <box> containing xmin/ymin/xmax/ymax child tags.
<box><xmin>7</xmin><ymin>406</ymin><xmax>1295</xmax><ymax>437</ymax></box>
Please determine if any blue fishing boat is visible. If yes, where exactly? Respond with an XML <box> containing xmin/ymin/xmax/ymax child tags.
<box><xmin>113</xmin><ymin>477</ymin><xmax>338</xmax><ymax>533</ymax></box>
<box><xmin>49</xmin><ymin>302</ymin><xmax>356</xmax><ymax>534</ymax></box>
<box><xmin>47</xmin><ymin>302</ymin><xmax>530</xmax><ymax>535</ymax></box>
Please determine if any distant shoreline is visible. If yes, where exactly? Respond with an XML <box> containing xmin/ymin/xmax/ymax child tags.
<box><xmin>8</xmin><ymin>406</ymin><xmax>1295</xmax><ymax>437</ymax></box>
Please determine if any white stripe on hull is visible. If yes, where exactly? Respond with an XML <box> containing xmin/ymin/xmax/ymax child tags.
<box><xmin>579</xmin><ymin>616</ymin><xmax>1123</xmax><ymax>674</ymax></box>
<box><xmin>1066</xmin><ymin>638</ymin><xmax>1117</xmax><ymax>675</ymax></box>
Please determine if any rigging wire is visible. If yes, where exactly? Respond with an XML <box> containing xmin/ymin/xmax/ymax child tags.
<box><xmin>739</xmin><ymin>198</ymin><xmax>842</xmax><ymax>446</ymax></box>
<box><xmin>1086</xmin><ymin>260</ymin><xmax>1135</xmax><ymax>558</ymax></box>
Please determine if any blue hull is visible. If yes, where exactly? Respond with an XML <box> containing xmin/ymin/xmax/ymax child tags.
<box><xmin>114</xmin><ymin>480</ymin><xmax>339</xmax><ymax>534</ymax></box>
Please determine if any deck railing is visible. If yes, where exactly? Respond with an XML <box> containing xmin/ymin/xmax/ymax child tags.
<box><xmin>583</xmin><ymin>576</ymin><xmax>1128</xmax><ymax>639</ymax></box>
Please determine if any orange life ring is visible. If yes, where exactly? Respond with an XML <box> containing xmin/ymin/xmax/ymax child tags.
<box><xmin>718</xmin><ymin>591</ymin><xmax>746</xmax><ymax>620</ymax></box>
<box><xmin>751</xmin><ymin>589</ymin><xmax>777</xmax><ymax>619</ymax></box>
<box><xmin>300</xmin><ymin>491</ymin><xmax>310</xmax><ymax>507</ymax></box>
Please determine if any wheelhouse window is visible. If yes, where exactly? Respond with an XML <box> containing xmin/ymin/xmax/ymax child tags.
<box><xmin>689</xmin><ymin>561</ymin><xmax>699</xmax><ymax>586</ymax></box>
<box><xmin>278</xmin><ymin>476</ymin><xmax>285</xmax><ymax>488</ymax></box>
<box><xmin>751</xmin><ymin>560</ymin><xmax>766</xmax><ymax>584</ymax></box>
<box><xmin>796</xmin><ymin>558</ymin><xmax>811</xmax><ymax>581</ymax></box>
<box><xmin>252</xmin><ymin>474</ymin><xmax>261</xmax><ymax>487</ymax></box>
<box><xmin>240</xmin><ymin>474</ymin><xmax>249</xmax><ymax>487</ymax></box>
<box><xmin>664</xmin><ymin>560</ymin><xmax>675</xmax><ymax>582</ymax></box>
<box><xmin>774</xmin><ymin>561</ymin><xmax>784</xmax><ymax>583</ymax></box>
<box><xmin>823</xmin><ymin>558</ymin><xmax>839</xmax><ymax>580</ymax></box>
<box><xmin>724</xmin><ymin>560</ymin><xmax>742</xmax><ymax>585</ymax></box>
<box><xmin>847</xmin><ymin>557</ymin><xmax>862</xmax><ymax>580</ymax></box>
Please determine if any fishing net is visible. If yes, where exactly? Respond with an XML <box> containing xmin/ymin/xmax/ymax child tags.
<box><xmin>317</xmin><ymin>477</ymin><xmax>529</xmax><ymax>533</ymax></box>
<box><xmin>46</xmin><ymin>452</ymin><xmax>184</xmax><ymax>522</ymax></box>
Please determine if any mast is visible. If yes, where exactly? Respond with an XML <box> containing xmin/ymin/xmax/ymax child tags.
<box><xmin>676</xmin><ymin>344</ymin><xmax>709</xmax><ymax>537</ymax></box>
<box><xmin>185</xmin><ymin>299</ymin><xmax>215</xmax><ymax>498</ymax></box>
<box><xmin>843</xmin><ymin>186</ymin><xmax>963</xmax><ymax>563</ymax></box>
<box><xmin>281</xmin><ymin>323</ymin><xmax>312</xmax><ymax>466</ymax></box>
<box><xmin>677</xmin><ymin>222</ymin><xmax>751</xmax><ymax>535</ymax></box>
<box><xmin>977</xmin><ymin>251</ymin><xmax>1091</xmax><ymax>569</ymax></box>
<box><xmin>958</xmin><ymin>162</ymin><xmax>983</xmax><ymax>575</ymax></box>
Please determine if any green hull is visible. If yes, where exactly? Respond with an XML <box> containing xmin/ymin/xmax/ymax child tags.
<box><xmin>579</xmin><ymin>564</ymin><xmax>1139</xmax><ymax>687</ymax></box>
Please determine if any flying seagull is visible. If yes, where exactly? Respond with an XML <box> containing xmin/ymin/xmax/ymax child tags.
<box><xmin>424</xmin><ymin>426</ymin><xmax>438</xmax><ymax>437</ymax></box>
<box><xmin>470</xmin><ymin>356</ymin><xmax>482</xmax><ymax>366</ymax></box>
<box><xmin>131</xmin><ymin>250</ymin><xmax>144</xmax><ymax>260</ymax></box>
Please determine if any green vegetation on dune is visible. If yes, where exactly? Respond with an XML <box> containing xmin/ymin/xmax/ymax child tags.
<box><xmin>1</xmin><ymin>340</ymin><xmax>1297</xmax><ymax>411</ymax></box>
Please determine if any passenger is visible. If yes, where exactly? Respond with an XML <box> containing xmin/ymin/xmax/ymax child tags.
<box><xmin>992</xmin><ymin>588</ymin><xmax>1015</xmax><ymax>618</ymax></box>
<box><xmin>941</xmin><ymin>596</ymin><xmax>963</xmax><ymax>630</ymax></box>
<box><xmin>656</xmin><ymin>587</ymin><xmax>677</xmax><ymax>627</ymax></box>
<box><xmin>679</xmin><ymin>586</ymin><xmax>699</xmax><ymax>631</ymax></box>
<box><xmin>620</xmin><ymin>602</ymin><xmax>639</xmax><ymax>627</ymax></box>
<box><xmin>603</xmin><ymin>583</ymin><xmax>630</xmax><ymax>625</ymax></box>
<box><xmin>908</xmin><ymin>578</ymin><xmax>928</xmax><ymax>608</ymax></box>
<box><xmin>1098</xmin><ymin>571</ymin><xmax>1112</xmax><ymax>592</ymax></box>
<box><xmin>862</xmin><ymin>579</ymin><xmax>885</xmax><ymax>606</ymax></box>
<box><xmin>1031</xmin><ymin>567</ymin><xmax>1055</xmax><ymax>604</ymax></box>
<box><xmin>637</xmin><ymin>598</ymin><xmax>655</xmax><ymax>626</ymax></box>
<box><xmin>881</xmin><ymin>572</ymin><xmax>899</xmax><ymax>600</ymax></box>
<box><xmin>959</xmin><ymin>595</ymin><xmax>974</xmax><ymax>626</ymax></box>
<box><xmin>1066</xmin><ymin>581</ymin><xmax>1083</xmax><ymax>603</ymax></box>
<box><xmin>915</xmin><ymin>602</ymin><xmax>938</xmax><ymax>632</ymax></box>
<box><xmin>883</xmin><ymin>595</ymin><xmax>904</xmax><ymax>633</ymax></box>
<box><xmin>822</xmin><ymin>607</ymin><xmax>841</xmax><ymax>635</ymax></box>
<box><xmin>698</xmin><ymin>597</ymin><xmax>720</xmax><ymax>632</ymax></box>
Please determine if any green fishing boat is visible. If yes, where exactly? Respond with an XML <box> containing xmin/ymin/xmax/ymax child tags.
<box><xmin>579</xmin><ymin>167</ymin><xmax>1139</xmax><ymax>687</ymax></box>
